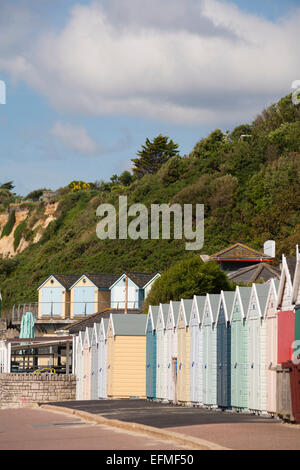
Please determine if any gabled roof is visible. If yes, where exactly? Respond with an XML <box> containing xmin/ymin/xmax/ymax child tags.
<box><xmin>92</xmin><ymin>323</ymin><xmax>101</xmax><ymax>344</ymax></box>
<box><xmin>189</xmin><ymin>295</ymin><xmax>206</xmax><ymax>326</ymax></box>
<box><xmin>228</xmin><ymin>263</ymin><xmax>280</xmax><ymax>284</ymax></box>
<box><xmin>98</xmin><ymin>318</ymin><xmax>109</xmax><ymax>341</ymax></box>
<box><xmin>247</xmin><ymin>283</ymin><xmax>270</xmax><ymax>319</ymax></box>
<box><xmin>66</xmin><ymin>308</ymin><xmax>143</xmax><ymax>335</ymax></box>
<box><xmin>145</xmin><ymin>305</ymin><xmax>160</xmax><ymax>333</ymax></box>
<box><xmin>70</xmin><ymin>273</ymin><xmax>119</xmax><ymax>290</ymax></box>
<box><xmin>277</xmin><ymin>254</ymin><xmax>295</xmax><ymax>309</ymax></box>
<box><xmin>217</xmin><ymin>291</ymin><xmax>235</xmax><ymax>323</ymax></box>
<box><xmin>109</xmin><ymin>313</ymin><xmax>147</xmax><ymax>336</ymax></box>
<box><xmin>156</xmin><ymin>303</ymin><xmax>170</xmax><ymax>330</ymax></box>
<box><xmin>77</xmin><ymin>331</ymin><xmax>85</xmax><ymax>350</ymax></box>
<box><xmin>84</xmin><ymin>327</ymin><xmax>93</xmax><ymax>348</ymax></box>
<box><xmin>177</xmin><ymin>298</ymin><xmax>193</xmax><ymax>327</ymax></box>
<box><xmin>203</xmin><ymin>293</ymin><xmax>220</xmax><ymax>323</ymax></box>
<box><xmin>230</xmin><ymin>286</ymin><xmax>252</xmax><ymax>321</ymax></box>
<box><xmin>292</xmin><ymin>246</ymin><xmax>300</xmax><ymax>305</ymax></box>
<box><xmin>264</xmin><ymin>279</ymin><xmax>280</xmax><ymax>317</ymax></box>
<box><xmin>37</xmin><ymin>274</ymin><xmax>80</xmax><ymax>290</ymax></box>
<box><xmin>167</xmin><ymin>301</ymin><xmax>181</xmax><ymax>328</ymax></box>
<box><xmin>210</xmin><ymin>243</ymin><xmax>273</xmax><ymax>261</ymax></box>
<box><xmin>110</xmin><ymin>272</ymin><xmax>160</xmax><ymax>290</ymax></box>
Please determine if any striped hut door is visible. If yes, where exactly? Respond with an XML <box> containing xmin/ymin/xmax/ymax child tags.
<box><xmin>260</xmin><ymin>318</ymin><xmax>267</xmax><ymax>413</ymax></box>
<box><xmin>255</xmin><ymin>318</ymin><xmax>261</xmax><ymax>411</ymax></box>
<box><xmin>198</xmin><ymin>325</ymin><xmax>204</xmax><ymax>404</ymax></box>
<box><xmin>107</xmin><ymin>339</ymin><xmax>112</xmax><ymax>397</ymax></box>
<box><xmin>203</xmin><ymin>324</ymin><xmax>209</xmax><ymax>404</ymax></box>
<box><xmin>166</xmin><ymin>329</ymin><xmax>172</xmax><ymax>401</ymax></box>
<box><xmin>195</xmin><ymin>326</ymin><xmax>200</xmax><ymax>403</ymax></box>
<box><xmin>248</xmin><ymin>317</ymin><xmax>255</xmax><ymax>410</ymax></box>
<box><xmin>156</xmin><ymin>330</ymin><xmax>162</xmax><ymax>399</ymax></box>
<box><xmin>163</xmin><ymin>332</ymin><xmax>168</xmax><ymax>400</ymax></box>
<box><xmin>190</xmin><ymin>326</ymin><xmax>195</xmax><ymax>402</ymax></box>
<box><xmin>97</xmin><ymin>340</ymin><xmax>102</xmax><ymax>398</ymax></box>
<box><xmin>171</xmin><ymin>331</ymin><xmax>177</xmax><ymax>402</ymax></box>
<box><xmin>270</xmin><ymin>316</ymin><xmax>277</xmax><ymax>412</ymax></box>
<box><xmin>146</xmin><ymin>328</ymin><xmax>151</xmax><ymax>398</ymax></box>
<box><xmin>231</xmin><ymin>319</ymin><xmax>237</xmax><ymax>408</ymax></box>
<box><xmin>177</xmin><ymin>328</ymin><xmax>183</xmax><ymax>401</ymax></box>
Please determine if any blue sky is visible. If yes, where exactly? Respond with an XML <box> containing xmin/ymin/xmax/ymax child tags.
<box><xmin>0</xmin><ymin>0</ymin><xmax>299</xmax><ymax>196</ymax></box>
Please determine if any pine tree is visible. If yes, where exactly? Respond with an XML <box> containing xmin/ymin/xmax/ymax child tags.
<box><xmin>131</xmin><ymin>135</ymin><xmax>179</xmax><ymax>178</ymax></box>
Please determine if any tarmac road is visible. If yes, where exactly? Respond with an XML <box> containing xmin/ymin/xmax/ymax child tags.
<box><xmin>42</xmin><ymin>399</ymin><xmax>300</xmax><ymax>450</ymax></box>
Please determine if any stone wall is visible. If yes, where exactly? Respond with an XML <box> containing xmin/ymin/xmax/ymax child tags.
<box><xmin>0</xmin><ymin>373</ymin><xmax>76</xmax><ymax>408</ymax></box>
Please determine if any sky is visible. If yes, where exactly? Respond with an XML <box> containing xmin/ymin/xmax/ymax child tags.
<box><xmin>0</xmin><ymin>0</ymin><xmax>299</xmax><ymax>196</ymax></box>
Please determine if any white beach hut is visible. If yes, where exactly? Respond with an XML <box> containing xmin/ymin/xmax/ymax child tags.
<box><xmin>189</xmin><ymin>295</ymin><xmax>206</xmax><ymax>406</ymax></box>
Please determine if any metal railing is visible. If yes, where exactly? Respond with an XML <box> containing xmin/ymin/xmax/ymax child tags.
<box><xmin>11</xmin><ymin>300</ymin><xmax>144</xmax><ymax>324</ymax></box>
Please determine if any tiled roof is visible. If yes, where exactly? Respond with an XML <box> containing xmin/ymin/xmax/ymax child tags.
<box><xmin>124</xmin><ymin>272</ymin><xmax>159</xmax><ymax>288</ymax></box>
<box><xmin>228</xmin><ymin>263</ymin><xmax>281</xmax><ymax>284</ymax></box>
<box><xmin>82</xmin><ymin>273</ymin><xmax>120</xmax><ymax>289</ymax></box>
<box><xmin>65</xmin><ymin>308</ymin><xmax>143</xmax><ymax>334</ymax></box>
<box><xmin>52</xmin><ymin>274</ymin><xmax>81</xmax><ymax>289</ymax></box>
<box><xmin>211</xmin><ymin>243</ymin><xmax>273</xmax><ymax>261</ymax></box>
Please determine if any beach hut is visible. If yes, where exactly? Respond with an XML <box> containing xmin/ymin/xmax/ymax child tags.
<box><xmin>110</xmin><ymin>272</ymin><xmax>160</xmax><ymax>309</ymax></box>
<box><xmin>98</xmin><ymin>318</ymin><xmax>109</xmax><ymax>399</ymax></box>
<box><xmin>189</xmin><ymin>295</ymin><xmax>206</xmax><ymax>406</ymax></box>
<box><xmin>75</xmin><ymin>331</ymin><xmax>85</xmax><ymax>400</ymax></box>
<box><xmin>292</xmin><ymin>247</ymin><xmax>300</xmax><ymax>352</ymax></box>
<box><xmin>69</xmin><ymin>273</ymin><xmax>117</xmax><ymax>319</ymax></box>
<box><xmin>177</xmin><ymin>299</ymin><xmax>193</xmax><ymax>405</ymax></box>
<box><xmin>156</xmin><ymin>303</ymin><xmax>170</xmax><ymax>401</ymax></box>
<box><xmin>277</xmin><ymin>254</ymin><xmax>296</xmax><ymax>363</ymax></box>
<box><xmin>166</xmin><ymin>301</ymin><xmax>181</xmax><ymax>403</ymax></box>
<box><xmin>203</xmin><ymin>293</ymin><xmax>220</xmax><ymax>408</ymax></box>
<box><xmin>265</xmin><ymin>279</ymin><xmax>280</xmax><ymax>415</ymax></box>
<box><xmin>247</xmin><ymin>283</ymin><xmax>269</xmax><ymax>414</ymax></box>
<box><xmin>37</xmin><ymin>274</ymin><xmax>79</xmax><ymax>319</ymax></box>
<box><xmin>230</xmin><ymin>286</ymin><xmax>252</xmax><ymax>411</ymax></box>
<box><xmin>82</xmin><ymin>327</ymin><xmax>93</xmax><ymax>400</ymax></box>
<box><xmin>216</xmin><ymin>291</ymin><xmax>235</xmax><ymax>409</ymax></box>
<box><xmin>90</xmin><ymin>323</ymin><xmax>100</xmax><ymax>400</ymax></box>
<box><xmin>106</xmin><ymin>314</ymin><xmax>147</xmax><ymax>398</ymax></box>
<box><xmin>145</xmin><ymin>305</ymin><xmax>160</xmax><ymax>400</ymax></box>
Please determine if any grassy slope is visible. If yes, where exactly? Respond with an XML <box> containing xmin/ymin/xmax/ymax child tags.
<box><xmin>1</xmin><ymin>94</ymin><xmax>300</xmax><ymax>311</ymax></box>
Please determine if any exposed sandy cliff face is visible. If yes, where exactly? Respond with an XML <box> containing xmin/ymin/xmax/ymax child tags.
<box><xmin>0</xmin><ymin>202</ymin><xmax>58</xmax><ymax>258</ymax></box>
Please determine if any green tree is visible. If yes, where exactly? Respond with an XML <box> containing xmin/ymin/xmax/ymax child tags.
<box><xmin>144</xmin><ymin>257</ymin><xmax>234</xmax><ymax>311</ymax></box>
<box><xmin>0</xmin><ymin>181</ymin><xmax>14</xmax><ymax>191</ymax></box>
<box><xmin>118</xmin><ymin>171</ymin><xmax>133</xmax><ymax>186</ymax></box>
<box><xmin>132</xmin><ymin>135</ymin><xmax>179</xmax><ymax>178</ymax></box>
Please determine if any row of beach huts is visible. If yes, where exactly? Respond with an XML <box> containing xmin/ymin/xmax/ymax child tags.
<box><xmin>73</xmin><ymin>249</ymin><xmax>300</xmax><ymax>416</ymax></box>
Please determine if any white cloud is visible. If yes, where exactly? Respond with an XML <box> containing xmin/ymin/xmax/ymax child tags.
<box><xmin>50</xmin><ymin>121</ymin><xmax>101</xmax><ymax>155</ymax></box>
<box><xmin>1</xmin><ymin>0</ymin><xmax>300</xmax><ymax>125</ymax></box>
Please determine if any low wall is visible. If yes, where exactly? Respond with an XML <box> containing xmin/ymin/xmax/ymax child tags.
<box><xmin>0</xmin><ymin>373</ymin><xmax>76</xmax><ymax>408</ymax></box>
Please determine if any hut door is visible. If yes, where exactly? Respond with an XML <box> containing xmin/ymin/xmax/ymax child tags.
<box><xmin>190</xmin><ymin>326</ymin><xmax>195</xmax><ymax>402</ymax></box>
<box><xmin>172</xmin><ymin>357</ymin><xmax>177</xmax><ymax>403</ymax></box>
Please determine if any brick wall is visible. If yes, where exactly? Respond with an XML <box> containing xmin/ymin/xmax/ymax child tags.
<box><xmin>0</xmin><ymin>373</ymin><xmax>76</xmax><ymax>408</ymax></box>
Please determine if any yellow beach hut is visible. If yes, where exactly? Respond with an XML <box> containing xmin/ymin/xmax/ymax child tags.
<box><xmin>106</xmin><ymin>314</ymin><xmax>147</xmax><ymax>399</ymax></box>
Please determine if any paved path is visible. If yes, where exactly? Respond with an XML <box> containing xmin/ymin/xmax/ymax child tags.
<box><xmin>0</xmin><ymin>408</ymin><xmax>190</xmax><ymax>450</ymax></box>
<box><xmin>44</xmin><ymin>399</ymin><xmax>300</xmax><ymax>450</ymax></box>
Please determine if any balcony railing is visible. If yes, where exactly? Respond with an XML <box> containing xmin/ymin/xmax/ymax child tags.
<box><xmin>11</xmin><ymin>301</ymin><xmax>144</xmax><ymax>324</ymax></box>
